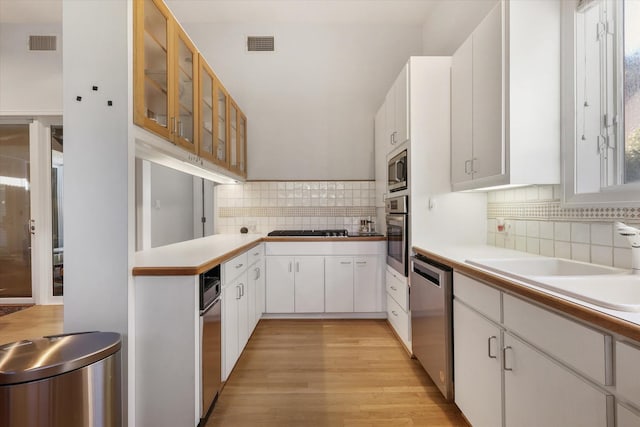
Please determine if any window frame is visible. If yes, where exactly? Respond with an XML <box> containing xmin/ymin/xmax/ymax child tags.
<box><xmin>561</xmin><ymin>0</ymin><xmax>640</xmax><ymax>207</ymax></box>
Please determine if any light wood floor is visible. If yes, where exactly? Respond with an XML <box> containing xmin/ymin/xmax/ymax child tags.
<box><xmin>0</xmin><ymin>305</ymin><xmax>63</xmax><ymax>346</ymax></box>
<box><xmin>207</xmin><ymin>319</ymin><xmax>467</xmax><ymax>427</ymax></box>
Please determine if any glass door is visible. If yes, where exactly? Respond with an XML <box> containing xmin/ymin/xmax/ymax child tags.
<box><xmin>216</xmin><ymin>83</ymin><xmax>228</xmax><ymax>166</ymax></box>
<box><xmin>51</xmin><ymin>126</ymin><xmax>63</xmax><ymax>297</ymax></box>
<box><xmin>0</xmin><ymin>124</ymin><xmax>33</xmax><ymax>298</ymax></box>
<box><xmin>229</xmin><ymin>100</ymin><xmax>238</xmax><ymax>172</ymax></box>
<box><xmin>174</xmin><ymin>26</ymin><xmax>197</xmax><ymax>152</ymax></box>
<box><xmin>199</xmin><ymin>58</ymin><xmax>215</xmax><ymax>163</ymax></box>
<box><xmin>239</xmin><ymin>113</ymin><xmax>247</xmax><ymax>176</ymax></box>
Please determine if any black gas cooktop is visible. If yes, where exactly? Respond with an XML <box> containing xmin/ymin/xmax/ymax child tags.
<box><xmin>267</xmin><ymin>229</ymin><xmax>349</xmax><ymax>237</ymax></box>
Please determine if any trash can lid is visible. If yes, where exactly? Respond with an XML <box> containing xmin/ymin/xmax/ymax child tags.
<box><xmin>0</xmin><ymin>331</ymin><xmax>121</xmax><ymax>386</ymax></box>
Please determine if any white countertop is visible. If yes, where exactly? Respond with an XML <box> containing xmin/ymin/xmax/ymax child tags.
<box><xmin>413</xmin><ymin>243</ymin><xmax>640</xmax><ymax>331</ymax></box>
<box><xmin>134</xmin><ymin>233</ymin><xmax>264</xmax><ymax>274</ymax></box>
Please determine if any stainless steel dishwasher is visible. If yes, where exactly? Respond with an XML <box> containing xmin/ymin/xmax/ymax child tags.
<box><xmin>410</xmin><ymin>255</ymin><xmax>453</xmax><ymax>401</ymax></box>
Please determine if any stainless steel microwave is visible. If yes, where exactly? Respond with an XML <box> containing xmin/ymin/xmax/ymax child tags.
<box><xmin>388</xmin><ymin>150</ymin><xmax>407</xmax><ymax>193</ymax></box>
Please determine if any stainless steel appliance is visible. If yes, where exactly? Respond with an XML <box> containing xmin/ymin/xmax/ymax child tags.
<box><xmin>410</xmin><ymin>255</ymin><xmax>453</xmax><ymax>401</ymax></box>
<box><xmin>388</xmin><ymin>149</ymin><xmax>407</xmax><ymax>193</ymax></box>
<box><xmin>0</xmin><ymin>331</ymin><xmax>122</xmax><ymax>426</ymax></box>
<box><xmin>386</xmin><ymin>195</ymin><xmax>409</xmax><ymax>276</ymax></box>
<box><xmin>267</xmin><ymin>229</ymin><xmax>349</xmax><ymax>237</ymax></box>
<box><xmin>200</xmin><ymin>267</ymin><xmax>222</xmax><ymax>425</ymax></box>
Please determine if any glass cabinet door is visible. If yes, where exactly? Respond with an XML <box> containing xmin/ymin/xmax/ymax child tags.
<box><xmin>174</xmin><ymin>26</ymin><xmax>197</xmax><ymax>153</ymax></box>
<box><xmin>135</xmin><ymin>0</ymin><xmax>171</xmax><ymax>139</ymax></box>
<box><xmin>216</xmin><ymin>84</ymin><xmax>228</xmax><ymax>165</ymax></box>
<box><xmin>199</xmin><ymin>58</ymin><xmax>215</xmax><ymax>162</ymax></box>
<box><xmin>229</xmin><ymin>100</ymin><xmax>238</xmax><ymax>171</ymax></box>
<box><xmin>239</xmin><ymin>113</ymin><xmax>247</xmax><ymax>176</ymax></box>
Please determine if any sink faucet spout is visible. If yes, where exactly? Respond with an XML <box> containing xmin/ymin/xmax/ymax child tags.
<box><xmin>615</xmin><ymin>222</ymin><xmax>640</xmax><ymax>274</ymax></box>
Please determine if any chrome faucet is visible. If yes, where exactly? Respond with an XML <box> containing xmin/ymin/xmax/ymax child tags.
<box><xmin>615</xmin><ymin>222</ymin><xmax>640</xmax><ymax>274</ymax></box>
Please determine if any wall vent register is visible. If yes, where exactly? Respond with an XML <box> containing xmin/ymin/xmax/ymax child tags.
<box><xmin>247</xmin><ymin>36</ymin><xmax>275</xmax><ymax>52</ymax></box>
<box><xmin>28</xmin><ymin>35</ymin><xmax>57</xmax><ymax>51</ymax></box>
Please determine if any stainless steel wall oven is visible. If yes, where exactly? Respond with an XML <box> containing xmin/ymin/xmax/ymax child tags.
<box><xmin>386</xmin><ymin>195</ymin><xmax>408</xmax><ymax>276</ymax></box>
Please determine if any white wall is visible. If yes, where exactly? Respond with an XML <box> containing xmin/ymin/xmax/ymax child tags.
<box><xmin>150</xmin><ymin>163</ymin><xmax>195</xmax><ymax>247</ymax></box>
<box><xmin>182</xmin><ymin>22</ymin><xmax>423</xmax><ymax>181</ymax></box>
<box><xmin>421</xmin><ymin>0</ymin><xmax>498</xmax><ymax>55</ymax></box>
<box><xmin>0</xmin><ymin>23</ymin><xmax>62</xmax><ymax>115</ymax></box>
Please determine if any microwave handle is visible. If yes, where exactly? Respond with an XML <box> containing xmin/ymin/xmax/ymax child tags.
<box><xmin>396</xmin><ymin>160</ymin><xmax>406</xmax><ymax>181</ymax></box>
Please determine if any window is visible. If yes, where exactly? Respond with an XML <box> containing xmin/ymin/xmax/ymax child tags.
<box><xmin>563</xmin><ymin>0</ymin><xmax>640</xmax><ymax>205</ymax></box>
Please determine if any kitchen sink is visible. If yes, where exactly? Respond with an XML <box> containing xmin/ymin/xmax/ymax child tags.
<box><xmin>466</xmin><ymin>257</ymin><xmax>640</xmax><ymax>312</ymax></box>
<box><xmin>466</xmin><ymin>257</ymin><xmax>625</xmax><ymax>277</ymax></box>
<box><xmin>532</xmin><ymin>275</ymin><xmax>640</xmax><ymax>312</ymax></box>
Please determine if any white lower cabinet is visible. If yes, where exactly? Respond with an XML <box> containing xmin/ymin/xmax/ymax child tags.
<box><xmin>453</xmin><ymin>300</ymin><xmax>502</xmax><ymax>427</ymax></box>
<box><xmin>265</xmin><ymin>256</ymin><xmax>324</xmax><ymax>313</ymax></box>
<box><xmin>503</xmin><ymin>333</ymin><xmax>609</xmax><ymax>427</ymax></box>
<box><xmin>453</xmin><ymin>272</ymin><xmax>614</xmax><ymax>427</ymax></box>
<box><xmin>354</xmin><ymin>256</ymin><xmax>382</xmax><ymax>312</ymax></box>
<box><xmin>222</xmin><ymin>271</ymin><xmax>248</xmax><ymax>380</ymax></box>
<box><xmin>325</xmin><ymin>257</ymin><xmax>354</xmax><ymax>312</ymax></box>
<box><xmin>250</xmin><ymin>258</ymin><xmax>266</xmax><ymax>330</ymax></box>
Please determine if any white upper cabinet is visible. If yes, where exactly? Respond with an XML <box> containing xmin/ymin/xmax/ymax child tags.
<box><xmin>451</xmin><ymin>0</ymin><xmax>561</xmax><ymax>191</ymax></box>
<box><xmin>385</xmin><ymin>65</ymin><xmax>409</xmax><ymax>149</ymax></box>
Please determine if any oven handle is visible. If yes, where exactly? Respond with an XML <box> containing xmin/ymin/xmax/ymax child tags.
<box><xmin>200</xmin><ymin>297</ymin><xmax>220</xmax><ymax>316</ymax></box>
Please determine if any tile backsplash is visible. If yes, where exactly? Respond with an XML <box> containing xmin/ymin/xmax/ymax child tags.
<box><xmin>486</xmin><ymin>185</ymin><xmax>639</xmax><ymax>269</ymax></box>
<box><xmin>215</xmin><ymin>181</ymin><xmax>377</xmax><ymax>234</ymax></box>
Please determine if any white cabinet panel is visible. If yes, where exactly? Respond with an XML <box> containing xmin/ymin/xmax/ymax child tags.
<box><xmin>374</xmin><ymin>104</ymin><xmax>387</xmax><ymax>207</ymax></box>
<box><xmin>471</xmin><ymin>2</ymin><xmax>503</xmax><ymax>181</ymax></box>
<box><xmin>252</xmin><ymin>259</ymin><xmax>266</xmax><ymax>324</ymax></box>
<box><xmin>453</xmin><ymin>272</ymin><xmax>501</xmax><ymax>323</ymax></box>
<box><xmin>222</xmin><ymin>279</ymin><xmax>240</xmax><ymax>380</ymax></box>
<box><xmin>394</xmin><ymin>66</ymin><xmax>409</xmax><ymax>145</ymax></box>
<box><xmin>386</xmin><ymin>267</ymin><xmax>408</xmax><ymax>311</ymax></box>
<box><xmin>237</xmin><ymin>273</ymin><xmax>250</xmax><ymax>352</ymax></box>
<box><xmin>503</xmin><ymin>293</ymin><xmax>610</xmax><ymax>385</ymax></box>
<box><xmin>451</xmin><ymin>36</ymin><xmax>473</xmax><ymax>186</ymax></box>
<box><xmin>616</xmin><ymin>341</ymin><xmax>640</xmax><ymax>408</ymax></box>
<box><xmin>294</xmin><ymin>256</ymin><xmax>325</xmax><ymax>313</ymax></box>
<box><xmin>503</xmin><ymin>333</ymin><xmax>609</xmax><ymax>427</ymax></box>
<box><xmin>354</xmin><ymin>256</ymin><xmax>383</xmax><ymax>312</ymax></box>
<box><xmin>453</xmin><ymin>300</ymin><xmax>502</xmax><ymax>427</ymax></box>
<box><xmin>224</xmin><ymin>252</ymin><xmax>248</xmax><ymax>283</ymax></box>
<box><xmin>618</xmin><ymin>404</ymin><xmax>640</xmax><ymax>427</ymax></box>
<box><xmin>265</xmin><ymin>256</ymin><xmax>295</xmax><ymax>313</ymax></box>
<box><xmin>386</xmin><ymin>293</ymin><xmax>410</xmax><ymax>350</ymax></box>
<box><xmin>325</xmin><ymin>257</ymin><xmax>354</xmax><ymax>313</ymax></box>
<box><xmin>247</xmin><ymin>243</ymin><xmax>264</xmax><ymax>266</ymax></box>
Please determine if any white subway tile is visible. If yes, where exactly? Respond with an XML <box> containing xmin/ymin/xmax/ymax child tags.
<box><xmin>571</xmin><ymin>243</ymin><xmax>590</xmax><ymax>262</ymax></box>
<box><xmin>590</xmin><ymin>245</ymin><xmax>613</xmax><ymax>266</ymax></box>
<box><xmin>494</xmin><ymin>191</ymin><xmax>505</xmax><ymax>202</ymax></box>
<box><xmin>495</xmin><ymin>233</ymin><xmax>505</xmax><ymax>247</ymax></box>
<box><xmin>516</xmin><ymin>236</ymin><xmax>527</xmax><ymax>252</ymax></box>
<box><xmin>554</xmin><ymin>241</ymin><xmax>571</xmax><ymax>259</ymax></box>
<box><xmin>526</xmin><ymin>186</ymin><xmax>539</xmax><ymax>200</ymax></box>
<box><xmin>539</xmin><ymin>222</ymin><xmax>554</xmax><ymax>239</ymax></box>
<box><xmin>504</xmin><ymin>189</ymin><xmax>515</xmax><ymax>202</ymax></box>
<box><xmin>504</xmin><ymin>236</ymin><xmax>516</xmax><ymax>250</ymax></box>
<box><xmin>515</xmin><ymin>188</ymin><xmax>527</xmax><ymax>201</ymax></box>
<box><xmin>571</xmin><ymin>222</ymin><xmax>590</xmax><ymax>243</ymax></box>
<box><xmin>590</xmin><ymin>223</ymin><xmax>613</xmax><ymax>246</ymax></box>
<box><xmin>488</xmin><ymin>191</ymin><xmax>496</xmax><ymax>203</ymax></box>
<box><xmin>526</xmin><ymin>221</ymin><xmax>540</xmax><ymax>238</ymax></box>
<box><xmin>613</xmin><ymin>248</ymin><xmax>632</xmax><ymax>269</ymax></box>
<box><xmin>538</xmin><ymin>185</ymin><xmax>553</xmax><ymax>200</ymax></box>
<box><xmin>488</xmin><ymin>219</ymin><xmax>497</xmax><ymax>233</ymax></box>
<box><xmin>515</xmin><ymin>220</ymin><xmax>527</xmax><ymax>236</ymax></box>
<box><xmin>540</xmin><ymin>239</ymin><xmax>554</xmax><ymax>256</ymax></box>
<box><xmin>526</xmin><ymin>238</ymin><xmax>540</xmax><ymax>254</ymax></box>
<box><xmin>487</xmin><ymin>232</ymin><xmax>497</xmax><ymax>246</ymax></box>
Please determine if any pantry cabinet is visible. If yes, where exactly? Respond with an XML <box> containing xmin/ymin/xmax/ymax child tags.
<box><xmin>450</xmin><ymin>0</ymin><xmax>560</xmax><ymax>190</ymax></box>
<box><xmin>384</xmin><ymin>65</ymin><xmax>409</xmax><ymax>148</ymax></box>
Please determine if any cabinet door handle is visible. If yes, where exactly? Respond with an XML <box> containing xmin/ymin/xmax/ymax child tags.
<box><xmin>391</xmin><ymin>310</ymin><xmax>398</xmax><ymax>317</ymax></box>
<box><xmin>296</xmin><ymin>262</ymin><xmax>300</xmax><ymax>273</ymax></box>
<box><xmin>236</xmin><ymin>263</ymin><xmax>244</xmax><ymax>269</ymax></box>
<box><xmin>390</xmin><ymin>133</ymin><xmax>395</xmax><ymax>145</ymax></box>
<box><xmin>288</xmin><ymin>262</ymin><xmax>292</xmax><ymax>273</ymax></box>
<box><xmin>255</xmin><ymin>267</ymin><xmax>260</xmax><ymax>280</ymax></box>
<box><xmin>177</xmin><ymin>120</ymin><xmax>183</xmax><ymax>138</ymax></box>
<box><xmin>239</xmin><ymin>283</ymin><xmax>245</xmax><ymax>297</ymax></box>
<box><xmin>390</xmin><ymin>286</ymin><xmax>397</xmax><ymax>291</ymax></box>
<box><xmin>356</xmin><ymin>261</ymin><xmax>366</xmax><ymax>265</ymax></box>
<box><xmin>503</xmin><ymin>346</ymin><xmax>513</xmax><ymax>371</ymax></box>
<box><xmin>471</xmin><ymin>157</ymin><xmax>477</xmax><ymax>174</ymax></box>
<box><xmin>254</xmin><ymin>252</ymin><xmax>260</xmax><ymax>256</ymax></box>
<box><xmin>464</xmin><ymin>159</ymin><xmax>472</xmax><ymax>175</ymax></box>
<box><xmin>236</xmin><ymin>285</ymin><xmax>241</xmax><ymax>300</ymax></box>
<box><xmin>340</xmin><ymin>261</ymin><xmax>352</xmax><ymax>265</ymax></box>
<box><xmin>487</xmin><ymin>336</ymin><xmax>497</xmax><ymax>359</ymax></box>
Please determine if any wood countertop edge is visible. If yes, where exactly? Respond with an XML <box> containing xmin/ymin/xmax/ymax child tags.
<box><xmin>413</xmin><ymin>246</ymin><xmax>640</xmax><ymax>343</ymax></box>
<box><xmin>132</xmin><ymin>240</ymin><xmax>263</xmax><ymax>276</ymax></box>
<box><xmin>132</xmin><ymin>236</ymin><xmax>385</xmax><ymax>276</ymax></box>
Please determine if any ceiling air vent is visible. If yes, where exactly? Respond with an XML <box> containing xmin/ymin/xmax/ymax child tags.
<box><xmin>247</xmin><ymin>36</ymin><xmax>274</xmax><ymax>52</ymax></box>
<box><xmin>29</xmin><ymin>35</ymin><xmax>57</xmax><ymax>51</ymax></box>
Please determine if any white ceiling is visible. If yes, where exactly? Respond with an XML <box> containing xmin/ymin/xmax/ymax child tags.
<box><xmin>0</xmin><ymin>0</ymin><xmax>443</xmax><ymax>25</ymax></box>
<box><xmin>166</xmin><ymin>0</ymin><xmax>439</xmax><ymax>25</ymax></box>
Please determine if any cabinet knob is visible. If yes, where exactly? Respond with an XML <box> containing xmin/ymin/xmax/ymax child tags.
<box><xmin>236</xmin><ymin>263</ymin><xmax>244</xmax><ymax>269</ymax></box>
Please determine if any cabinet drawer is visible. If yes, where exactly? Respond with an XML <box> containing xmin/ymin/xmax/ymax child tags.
<box><xmin>386</xmin><ymin>268</ymin><xmax>408</xmax><ymax>311</ymax></box>
<box><xmin>616</xmin><ymin>341</ymin><xmax>640</xmax><ymax>407</ymax></box>
<box><xmin>618</xmin><ymin>404</ymin><xmax>640</xmax><ymax>427</ymax></box>
<box><xmin>503</xmin><ymin>294</ymin><xmax>611</xmax><ymax>385</ymax></box>
<box><xmin>453</xmin><ymin>272</ymin><xmax>501</xmax><ymax>323</ymax></box>
<box><xmin>224</xmin><ymin>252</ymin><xmax>248</xmax><ymax>283</ymax></box>
<box><xmin>247</xmin><ymin>244</ymin><xmax>264</xmax><ymax>266</ymax></box>
<box><xmin>387</xmin><ymin>293</ymin><xmax>410</xmax><ymax>348</ymax></box>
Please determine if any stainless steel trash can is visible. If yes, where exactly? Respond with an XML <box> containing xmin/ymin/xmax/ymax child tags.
<box><xmin>0</xmin><ymin>331</ymin><xmax>122</xmax><ymax>427</ymax></box>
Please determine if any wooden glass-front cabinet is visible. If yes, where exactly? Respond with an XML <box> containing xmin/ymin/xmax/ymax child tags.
<box><xmin>135</xmin><ymin>0</ymin><xmax>247</xmax><ymax>177</ymax></box>
<box><xmin>199</xmin><ymin>57</ymin><xmax>229</xmax><ymax>167</ymax></box>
